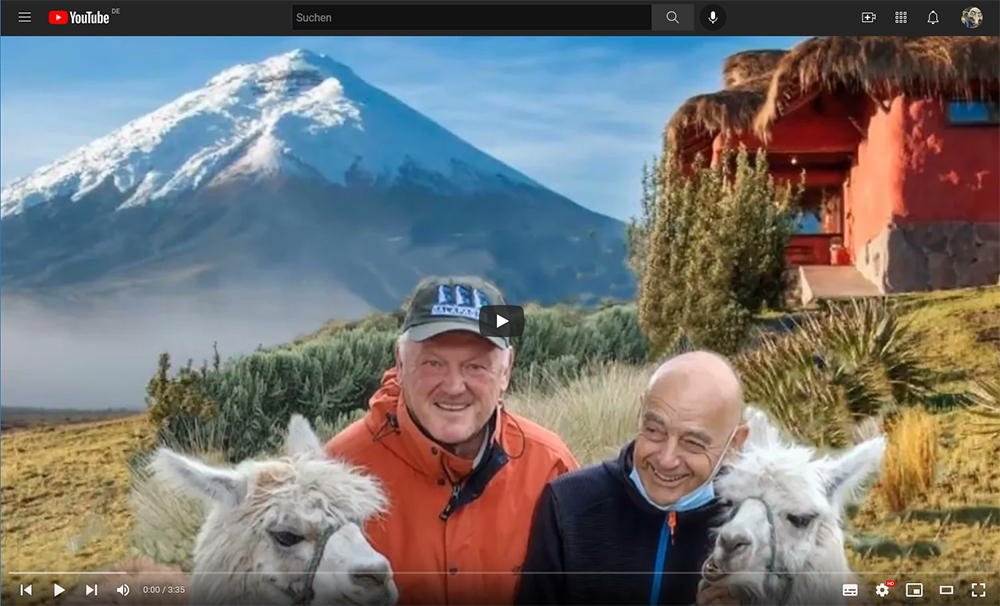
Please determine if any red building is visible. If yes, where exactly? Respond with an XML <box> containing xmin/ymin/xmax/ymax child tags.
<box><xmin>666</xmin><ymin>37</ymin><xmax>999</xmax><ymax>295</ymax></box>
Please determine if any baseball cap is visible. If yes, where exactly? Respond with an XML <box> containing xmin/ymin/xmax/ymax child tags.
<box><xmin>401</xmin><ymin>276</ymin><xmax>509</xmax><ymax>349</ymax></box>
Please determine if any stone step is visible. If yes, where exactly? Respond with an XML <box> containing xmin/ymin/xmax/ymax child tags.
<box><xmin>798</xmin><ymin>265</ymin><xmax>883</xmax><ymax>305</ymax></box>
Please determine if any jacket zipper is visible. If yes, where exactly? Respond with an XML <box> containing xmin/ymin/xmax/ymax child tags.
<box><xmin>649</xmin><ymin>511</ymin><xmax>678</xmax><ymax>606</ymax></box>
<box><xmin>439</xmin><ymin>483</ymin><xmax>461</xmax><ymax>520</ymax></box>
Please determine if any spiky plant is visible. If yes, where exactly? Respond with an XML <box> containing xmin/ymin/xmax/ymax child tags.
<box><xmin>967</xmin><ymin>378</ymin><xmax>1000</xmax><ymax>439</ymax></box>
<box><xmin>735</xmin><ymin>297</ymin><xmax>936</xmax><ymax>448</ymax></box>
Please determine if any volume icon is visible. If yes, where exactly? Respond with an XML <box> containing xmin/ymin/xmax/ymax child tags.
<box><xmin>117</xmin><ymin>583</ymin><xmax>130</xmax><ymax>596</ymax></box>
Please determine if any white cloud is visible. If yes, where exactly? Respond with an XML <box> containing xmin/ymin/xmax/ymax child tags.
<box><xmin>0</xmin><ymin>37</ymin><xmax>796</xmax><ymax>221</ymax></box>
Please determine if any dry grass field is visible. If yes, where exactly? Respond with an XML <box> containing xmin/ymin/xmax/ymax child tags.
<box><xmin>2</xmin><ymin>286</ymin><xmax>998</xmax><ymax>605</ymax></box>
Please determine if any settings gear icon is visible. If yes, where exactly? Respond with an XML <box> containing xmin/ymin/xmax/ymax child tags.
<box><xmin>875</xmin><ymin>583</ymin><xmax>890</xmax><ymax>598</ymax></box>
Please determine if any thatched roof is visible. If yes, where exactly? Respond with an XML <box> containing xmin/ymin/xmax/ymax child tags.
<box><xmin>754</xmin><ymin>36</ymin><xmax>1000</xmax><ymax>135</ymax></box>
<box><xmin>665</xmin><ymin>50</ymin><xmax>787</xmax><ymax>150</ymax></box>
<box><xmin>722</xmin><ymin>50</ymin><xmax>788</xmax><ymax>89</ymax></box>
<box><xmin>666</xmin><ymin>36</ymin><xmax>1000</xmax><ymax>151</ymax></box>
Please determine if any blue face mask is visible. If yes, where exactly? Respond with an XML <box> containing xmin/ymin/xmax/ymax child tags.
<box><xmin>628</xmin><ymin>427</ymin><xmax>737</xmax><ymax>512</ymax></box>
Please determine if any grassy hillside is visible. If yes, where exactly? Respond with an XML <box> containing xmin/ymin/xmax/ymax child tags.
<box><xmin>2</xmin><ymin>286</ymin><xmax>997</xmax><ymax>604</ymax></box>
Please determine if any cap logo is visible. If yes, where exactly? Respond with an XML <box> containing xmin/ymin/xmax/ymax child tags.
<box><xmin>432</xmin><ymin>284</ymin><xmax>490</xmax><ymax>319</ymax></box>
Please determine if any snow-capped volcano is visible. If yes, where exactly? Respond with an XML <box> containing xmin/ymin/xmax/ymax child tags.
<box><xmin>0</xmin><ymin>49</ymin><xmax>538</xmax><ymax>218</ymax></box>
<box><xmin>1</xmin><ymin>49</ymin><xmax>632</xmax><ymax>311</ymax></box>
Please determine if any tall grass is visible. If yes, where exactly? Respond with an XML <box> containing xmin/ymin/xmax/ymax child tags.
<box><xmin>506</xmin><ymin>362</ymin><xmax>648</xmax><ymax>465</ymax></box>
<box><xmin>876</xmin><ymin>407</ymin><xmax>939</xmax><ymax>513</ymax></box>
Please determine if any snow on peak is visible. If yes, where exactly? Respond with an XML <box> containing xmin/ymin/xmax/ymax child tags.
<box><xmin>1</xmin><ymin>49</ymin><xmax>539</xmax><ymax>219</ymax></box>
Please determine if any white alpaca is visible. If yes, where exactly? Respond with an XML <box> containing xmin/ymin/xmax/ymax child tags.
<box><xmin>701</xmin><ymin>407</ymin><xmax>885</xmax><ymax>606</ymax></box>
<box><xmin>67</xmin><ymin>414</ymin><xmax>397</xmax><ymax>606</ymax></box>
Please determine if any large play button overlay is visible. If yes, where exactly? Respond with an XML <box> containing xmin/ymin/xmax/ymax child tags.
<box><xmin>479</xmin><ymin>305</ymin><xmax>524</xmax><ymax>339</ymax></box>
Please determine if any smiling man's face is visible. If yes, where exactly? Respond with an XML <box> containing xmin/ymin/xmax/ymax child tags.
<box><xmin>397</xmin><ymin>330</ymin><xmax>512</xmax><ymax>458</ymax></box>
<box><xmin>632</xmin><ymin>352</ymin><xmax>747</xmax><ymax>506</ymax></box>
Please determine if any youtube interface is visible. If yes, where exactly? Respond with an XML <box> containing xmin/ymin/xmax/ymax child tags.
<box><xmin>1</xmin><ymin>1</ymin><xmax>998</xmax><ymax>606</ymax></box>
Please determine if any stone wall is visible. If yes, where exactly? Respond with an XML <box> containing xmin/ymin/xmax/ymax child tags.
<box><xmin>853</xmin><ymin>221</ymin><xmax>1000</xmax><ymax>293</ymax></box>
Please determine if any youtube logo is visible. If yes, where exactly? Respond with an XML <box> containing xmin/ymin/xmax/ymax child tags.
<box><xmin>49</xmin><ymin>10</ymin><xmax>68</xmax><ymax>24</ymax></box>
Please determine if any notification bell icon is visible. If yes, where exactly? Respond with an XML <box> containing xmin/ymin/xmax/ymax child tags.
<box><xmin>927</xmin><ymin>10</ymin><xmax>939</xmax><ymax>24</ymax></box>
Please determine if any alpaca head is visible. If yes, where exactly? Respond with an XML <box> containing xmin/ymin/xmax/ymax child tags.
<box><xmin>148</xmin><ymin>414</ymin><xmax>397</xmax><ymax>605</ymax></box>
<box><xmin>702</xmin><ymin>407</ymin><xmax>885</xmax><ymax>602</ymax></box>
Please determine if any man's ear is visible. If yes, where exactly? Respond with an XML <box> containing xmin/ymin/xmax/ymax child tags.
<box><xmin>499</xmin><ymin>347</ymin><xmax>514</xmax><ymax>391</ymax></box>
<box><xmin>729</xmin><ymin>423</ymin><xmax>750</xmax><ymax>457</ymax></box>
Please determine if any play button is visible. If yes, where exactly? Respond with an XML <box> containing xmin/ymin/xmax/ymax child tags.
<box><xmin>54</xmin><ymin>584</ymin><xmax>65</xmax><ymax>597</ymax></box>
<box><xmin>478</xmin><ymin>305</ymin><xmax>524</xmax><ymax>341</ymax></box>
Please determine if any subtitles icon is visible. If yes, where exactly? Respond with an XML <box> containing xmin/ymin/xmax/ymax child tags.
<box><xmin>843</xmin><ymin>583</ymin><xmax>859</xmax><ymax>596</ymax></box>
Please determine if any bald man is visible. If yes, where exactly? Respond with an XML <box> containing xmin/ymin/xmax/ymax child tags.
<box><xmin>515</xmin><ymin>351</ymin><xmax>749</xmax><ymax>606</ymax></box>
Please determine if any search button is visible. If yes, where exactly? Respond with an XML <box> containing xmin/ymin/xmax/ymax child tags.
<box><xmin>651</xmin><ymin>4</ymin><xmax>695</xmax><ymax>30</ymax></box>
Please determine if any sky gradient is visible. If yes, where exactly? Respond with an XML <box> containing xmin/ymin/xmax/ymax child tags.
<box><xmin>0</xmin><ymin>36</ymin><xmax>805</xmax><ymax>221</ymax></box>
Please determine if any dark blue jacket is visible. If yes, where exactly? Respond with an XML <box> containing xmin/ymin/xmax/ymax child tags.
<box><xmin>515</xmin><ymin>442</ymin><xmax>725</xmax><ymax>606</ymax></box>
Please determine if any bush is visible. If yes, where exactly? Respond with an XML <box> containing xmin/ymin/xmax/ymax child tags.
<box><xmin>636</xmin><ymin>146</ymin><xmax>800</xmax><ymax>357</ymax></box>
<box><xmin>735</xmin><ymin>297</ymin><xmax>938</xmax><ymax>448</ymax></box>
<box><xmin>146</xmin><ymin>304</ymin><xmax>649</xmax><ymax>462</ymax></box>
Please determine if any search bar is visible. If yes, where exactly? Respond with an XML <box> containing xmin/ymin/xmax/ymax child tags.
<box><xmin>651</xmin><ymin>4</ymin><xmax>695</xmax><ymax>30</ymax></box>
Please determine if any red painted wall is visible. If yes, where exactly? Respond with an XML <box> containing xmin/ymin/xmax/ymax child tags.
<box><xmin>844</xmin><ymin>96</ymin><xmax>1000</xmax><ymax>256</ymax></box>
<box><xmin>899</xmin><ymin>98</ymin><xmax>1000</xmax><ymax>223</ymax></box>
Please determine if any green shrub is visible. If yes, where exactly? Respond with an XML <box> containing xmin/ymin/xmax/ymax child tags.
<box><xmin>636</xmin><ymin>146</ymin><xmax>800</xmax><ymax>356</ymax></box>
<box><xmin>147</xmin><ymin>304</ymin><xmax>649</xmax><ymax>461</ymax></box>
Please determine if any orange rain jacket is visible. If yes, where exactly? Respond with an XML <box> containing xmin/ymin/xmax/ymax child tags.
<box><xmin>324</xmin><ymin>369</ymin><xmax>579</xmax><ymax>606</ymax></box>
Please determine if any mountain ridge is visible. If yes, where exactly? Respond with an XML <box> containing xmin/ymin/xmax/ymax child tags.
<box><xmin>0</xmin><ymin>48</ymin><xmax>635</xmax><ymax>311</ymax></box>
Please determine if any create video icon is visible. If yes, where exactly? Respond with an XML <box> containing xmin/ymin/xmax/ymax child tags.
<box><xmin>49</xmin><ymin>10</ymin><xmax>68</xmax><ymax>24</ymax></box>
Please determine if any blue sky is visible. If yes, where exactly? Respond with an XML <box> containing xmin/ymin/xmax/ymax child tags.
<box><xmin>0</xmin><ymin>36</ymin><xmax>804</xmax><ymax>221</ymax></box>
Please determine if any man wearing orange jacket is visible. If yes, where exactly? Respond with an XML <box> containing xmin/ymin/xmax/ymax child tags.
<box><xmin>325</xmin><ymin>276</ymin><xmax>579</xmax><ymax>606</ymax></box>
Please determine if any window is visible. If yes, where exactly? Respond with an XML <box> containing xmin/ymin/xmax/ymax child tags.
<box><xmin>946</xmin><ymin>101</ymin><xmax>1000</xmax><ymax>125</ymax></box>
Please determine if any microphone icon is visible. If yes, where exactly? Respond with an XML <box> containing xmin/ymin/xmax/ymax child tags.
<box><xmin>701</xmin><ymin>4</ymin><xmax>725</xmax><ymax>28</ymax></box>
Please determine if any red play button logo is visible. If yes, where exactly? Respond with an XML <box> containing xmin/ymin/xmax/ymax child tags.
<box><xmin>49</xmin><ymin>10</ymin><xmax>68</xmax><ymax>24</ymax></box>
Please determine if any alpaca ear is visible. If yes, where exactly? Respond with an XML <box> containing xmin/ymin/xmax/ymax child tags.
<box><xmin>148</xmin><ymin>448</ymin><xmax>247</xmax><ymax>508</ymax></box>
<box><xmin>742</xmin><ymin>405</ymin><xmax>785</xmax><ymax>450</ymax></box>
<box><xmin>818</xmin><ymin>435</ymin><xmax>886</xmax><ymax>505</ymax></box>
<box><xmin>286</xmin><ymin>413</ymin><xmax>322</xmax><ymax>456</ymax></box>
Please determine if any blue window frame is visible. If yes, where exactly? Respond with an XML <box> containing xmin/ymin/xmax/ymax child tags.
<box><xmin>946</xmin><ymin>101</ymin><xmax>1000</xmax><ymax>125</ymax></box>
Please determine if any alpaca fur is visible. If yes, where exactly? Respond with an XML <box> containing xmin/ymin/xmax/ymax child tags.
<box><xmin>701</xmin><ymin>406</ymin><xmax>885</xmax><ymax>606</ymax></box>
<box><xmin>66</xmin><ymin>415</ymin><xmax>397</xmax><ymax>606</ymax></box>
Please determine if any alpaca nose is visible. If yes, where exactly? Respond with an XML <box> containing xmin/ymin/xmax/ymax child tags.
<box><xmin>350</xmin><ymin>561</ymin><xmax>392</xmax><ymax>588</ymax></box>
<box><xmin>719</xmin><ymin>531</ymin><xmax>751</xmax><ymax>553</ymax></box>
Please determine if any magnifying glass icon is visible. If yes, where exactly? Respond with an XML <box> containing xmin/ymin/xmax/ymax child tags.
<box><xmin>666</xmin><ymin>10</ymin><xmax>679</xmax><ymax>23</ymax></box>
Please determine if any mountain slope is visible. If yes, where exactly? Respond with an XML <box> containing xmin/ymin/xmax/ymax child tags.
<box><xmin>0</xmin><ymin>49</ymin><xmax>634</xmax><ymax>311</ymax></box>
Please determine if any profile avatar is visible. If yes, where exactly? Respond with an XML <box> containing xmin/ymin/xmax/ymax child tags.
<box><xmin>962</xmin><ymin>6</ymin><xmax>983</xmax><ymax>28</ymax></box>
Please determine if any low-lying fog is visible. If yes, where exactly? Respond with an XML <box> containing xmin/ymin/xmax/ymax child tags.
<box><xmin>1</xmin><ymin>290</ymin><xmax>370</xmax><ymax>411</ymax></box>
